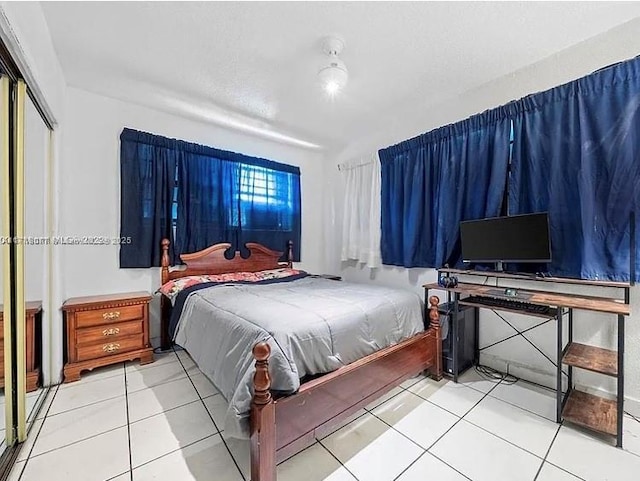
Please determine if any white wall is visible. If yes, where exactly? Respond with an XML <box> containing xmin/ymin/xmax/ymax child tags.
<box><xmin>324</xmin><ymin>18</ymin><xmax>640</xmax><ymax>414</ymax></box>
<box><xmin>60</xmin><ymin>87</ymin><xmax>326</xmax><ymax>356</ymax></box>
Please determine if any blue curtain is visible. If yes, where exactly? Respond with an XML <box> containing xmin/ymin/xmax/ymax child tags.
<box><xmin>120</xmin><ymin>128</ymin><xmax>301</xmax><ymax>267</ymax></box>
<box><xmin>120</xmin><ymin>129</ymin><xmax>177</xmax><ymax>267</ymax></box>
<box><xmin>509</xmin><ymin>57</ymin><xmax>640</xmax><ymax>281</ymax></box>
<box><xmin>175</xmin><ymin>154</ymin><xmax>236</xmax><ymax>255</ymax></box>
<box><xmin>379</xmin><ymin>110</ymin><xmax>511</xmax><ymax>268</ymax></box>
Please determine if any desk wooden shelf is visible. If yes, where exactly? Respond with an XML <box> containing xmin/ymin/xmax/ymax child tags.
<box><xmin>562</xmin><ymin>343</ymin><xmax>617</xmax><ymax>377</ymax></box>
<box><xmin>424</xmin><ymin>282</ymin><xmax>630</xmax><ymax>315</ymax></box>
<box><xmin>426</xmin><ymin>269</ymin><xmax>630</xmax><ymax>448</ymax></box>
<box><xmin>563</xmin><ymin>390</ymin><xmax>617</xmax><ymax>436</ymax></box>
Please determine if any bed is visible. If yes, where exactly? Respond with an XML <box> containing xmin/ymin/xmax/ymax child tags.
<box><xmin>159</xmin><ymin>239</ymin><xmax>442</xmax><ymax>481</ymax></box>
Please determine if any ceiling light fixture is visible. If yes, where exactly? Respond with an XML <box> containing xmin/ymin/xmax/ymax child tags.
<box><xmin>318</xmin><ymin>36</ymin><xmax>348</xmax><ymax>96</ymax></box>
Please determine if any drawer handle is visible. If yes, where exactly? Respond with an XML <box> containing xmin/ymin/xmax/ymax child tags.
<box><xmin>102</xmin><ymin>327</ymin><xmax>120</xmax><ymax>336</ymax></box>
<box><xmin>102</xmin><ymin>343</ymin><xmax>120</xmax><ymax>353</ymax></box>
<box><xmin>102</xmin><ymin>311</ymin><xmax>121</xmax><ymax>321</ymax></box>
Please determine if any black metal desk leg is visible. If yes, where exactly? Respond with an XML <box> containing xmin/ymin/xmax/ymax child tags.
<box><xmin>452</xmin><ymin>292</ymin><xmax>459</xmax><ymax>383</ymax></box>
<box><xmin>556</xmin><ymin>307</ymin><xmax>563</xmax><ymax>423</ymax></box>
<box><xmin>568</xmin><ymin>309</ymin><xmax>573</xmax><ymax>392</ymax></box>
<box><xmin>617</xmin><ymin>313</ymin><xmax>625</xmax><ymax>448</ymax></box>
<box><xmin>473</xmin><ymin>306</ymin><xmax>479</xmax><ymax>366</ymax></box>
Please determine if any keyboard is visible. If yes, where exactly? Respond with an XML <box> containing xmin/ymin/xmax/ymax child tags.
<box><xmin>461</xmin><ymin>295</ymin><xmax>556</xmax><ymax>317</ymax></box>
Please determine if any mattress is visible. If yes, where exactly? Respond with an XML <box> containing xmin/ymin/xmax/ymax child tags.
<box><xmin>171</xmin><ymin>276</ymin><xmax>424</xmax><ymax>438</ymax></box>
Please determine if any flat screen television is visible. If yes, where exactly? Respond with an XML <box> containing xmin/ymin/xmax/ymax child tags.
<box><xmin>460</xmin><ymin>213</ymin><xmax>551</xmax><ymax>265</ymax></box>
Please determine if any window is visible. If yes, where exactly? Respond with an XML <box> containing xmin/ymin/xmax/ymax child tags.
<box><xmin>233</xmin><ymin>165</ymin><xmax>294</xmax><ymax>230</ymax></box>
<box><xmin>170</xmin><ymin>163</ymin><xmax>296</xmax><ymax>231</ymax></box>
<box><xmin>120</xmin><ymin>128</ymin><xmax>301</xmax><ymax>267</ymax></box>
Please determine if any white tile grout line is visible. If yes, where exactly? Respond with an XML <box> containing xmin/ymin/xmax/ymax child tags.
<box><xmin>24</xmin><ymin>424</ymin><xmax>128</xmax><ymax>462</ymax></box>
<box><xmin>128</xmin><ymin>433</ymin><xmax>219</xmax><ymax>474</ymax></box>
<box><xmin>123</xmin><ymin>361</ymin><xmax>135</xmax><ymax>481</ymax></box>
<box><xmin>14</xmin><ymin>365</ymin><xmax>635</xmax><ymax>481</ymax></box>
<box><xmin>315</xmin><ymin>375</ymin><xmax>502</xmax><ymax>480</ymax></box>
<box><xmin>531</xmin><ymin>425</ymin><xmax>587</xmax><ymax>481</ymax></box>
<box><xmin>486</xmin><ymin>379</ymin><xmax>562</xmax><ymax>423</ymax></box>
<box><xmin>15</xmin><ymin>383</ymin><xmax>61</xmax><ymax>481</ymax></box>
<box><xmin>484</xmin><ymin>383</ymin><xmax>640</xmax><ymax>463</ymax></box>
<box><xmin>389</xmin><ymin>378</ymin><xmax>502</xmax><ymax>481</ymax></box>
<box><xmin>173</xmin><ymin>347</ymin><xmax>247</xmax><ymax>481</ymax></box>
<box><xmin>21</xmin><ymin>365</ymin><xmax>176</xmax><ymax>461</ymax></box>
<box><xmin>44</xmin><ymin>381</ymin><xmax>126</xmax><ymax>419</ymax></box>
<box><xmin>105</xmin><ymin>471</ymin><xmax>131</xmax><ymax>481</ymax></box>
<box><xmin>532</xmin><ymin>424</ymin><xmax>562</xmax><ymax>481</ymax></box>
<box><xmin>626</xmin><ymin>411</ymin><xmax>640</xmax><ymax>425</ymax></box>
<box><xmin>426</xmin><ymin>451</ymin><xmax>474</xmax><ymax>481</ymax></box>
<box><xmin>316</xmin><ymin>410</ymin><xmax>370</xmax><ymax>442</ymax></box>
<box><xmin>19</xmin><ymin>358</ymin><xmax>210</xmax><ymax>473</ymax></box>
<box><xmin>315</xmin><ymin>439</ymin><xmax>360</xmax><ymax>480</ymax></box>
<box><xmin>17</xmin><ymin>358</ymin><xmax>221</xmax><ymax>469</ymax></box>
<box><xmin>22</xmin><ymin>398</ymin><xmax>207</xmax><ymax>460</ymax></box>
<box><xmin>124</xmin><ymin>374</ymin><xmax>191</xmax><ymax>396</ymax></box>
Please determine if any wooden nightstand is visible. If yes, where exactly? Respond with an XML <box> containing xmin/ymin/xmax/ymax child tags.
<box><xmin>0</xmin><ymin>301</ymin><xmax>42</xmax><ymax>392</ymax></box>
<box><xmin>62</xmin><ymin>292</ymin><xmax>154</xmax><ymax>382</ymax></box>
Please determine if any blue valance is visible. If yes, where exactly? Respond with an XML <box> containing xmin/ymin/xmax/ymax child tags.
<box><xmin>120</xmin><ymin>128</ymin><xmax>301</xmax><ymax>176</ymax></box>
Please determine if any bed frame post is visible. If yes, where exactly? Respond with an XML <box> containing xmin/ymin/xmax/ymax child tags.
<box><xmin>429</xmin><ymin>295</ymin><xmax>443</xmax><ymax>381</ymax></box>
<box><xmin>251</xmin><ymin>342</ymin><xmax>276</xmax><ymax>481</ymax></box>
<box><xmin>160</xmin><ymin>238</ymin><xmax>171</xmax><ymax>350</ymax></box>
<box><xmin>161</xmin><ymin>238</ymin><xmax>170</xmax><ymax>284</ymax></box>
<box><xmin>287</xmin><ymin>240</ymin><xmax>293</xmax><ymax>267</ymax></box>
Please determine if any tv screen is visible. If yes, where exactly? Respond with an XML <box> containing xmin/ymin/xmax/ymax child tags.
<box><xmin>460</xmin><ymin>213</ymin><xmax>551</xmax><ymax>263</ymax></box>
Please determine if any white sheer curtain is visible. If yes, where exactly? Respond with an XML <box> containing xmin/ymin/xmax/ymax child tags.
<box><xmin>340</xmin><ymin>152</ymin><xmax>381</xmax><ymax>268</ymax></box>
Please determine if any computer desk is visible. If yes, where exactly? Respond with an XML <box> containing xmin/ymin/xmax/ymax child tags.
<box><xmin>424</xmin><ymin>271</ymin><xmax>630</xmax><ymax>447</ymax></box>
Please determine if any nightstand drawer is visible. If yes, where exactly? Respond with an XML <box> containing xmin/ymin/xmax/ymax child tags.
<box><xmin>76</xmin><ymin>320</ymin><xmax>144</xmax><ymax>345</ymax></box>
<box><xmin>76</xmin><ymin>304</ymin><xmax>144</xmax><ymax>328</ymax></box>
<box><xmin>76</xmin><ymin>334</ymin><xmax>144</xmax><ymax>362</ymax></box>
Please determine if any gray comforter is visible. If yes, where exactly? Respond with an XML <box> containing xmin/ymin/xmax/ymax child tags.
<box><xmin>173</xmin><ymin>277</ymin><xmax>424</xmax><ymax>438</ymax></box>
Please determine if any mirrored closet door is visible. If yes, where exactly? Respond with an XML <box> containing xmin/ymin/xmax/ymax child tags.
<box><xmin>0</xmin><ymin>71</ymin><xmax>53</xmax><ymax>479</ymax></box>
<box><xmin>0</xmin><ymin>73</ymin><xmax>10</xmax><ymax>461</ymax></box>
<box><xmin>23</xmin><ymin>88</ymin><xmax>50</xmax><ymax>432</ymax></box>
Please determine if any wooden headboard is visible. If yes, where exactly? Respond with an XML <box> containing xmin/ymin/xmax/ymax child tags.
<box><xmin>160</xmin><ymin>238</ymin><xmax>293</xmax><ymax>285</ymax></box>
<box><xmin>159</xmin><ymin>238</ymin><xmax>293</xmax><ymax>349</ymax></box>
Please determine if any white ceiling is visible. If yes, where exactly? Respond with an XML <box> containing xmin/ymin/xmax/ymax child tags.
<box><xmin>41</xmin><ymin>1</ymin><xmax>640</xmax><ymax>152</ymax></box>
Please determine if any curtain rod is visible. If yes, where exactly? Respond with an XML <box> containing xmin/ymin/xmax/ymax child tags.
<box><xmin>337</xmin><ymin>160</ymin><xmax>373</xmax><ymax>171</ymax></box>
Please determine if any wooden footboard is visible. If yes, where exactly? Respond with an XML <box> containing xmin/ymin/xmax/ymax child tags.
<box><xmin>250</xmin><ymin>296</ymin><xmax>442</xmax><ymax>481</ymax></box>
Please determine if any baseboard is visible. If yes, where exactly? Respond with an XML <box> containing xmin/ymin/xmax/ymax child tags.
<box><xmin>625</xmin><ymin>397</ymin><xmax>640</xmax><ymax>418</ymax></box>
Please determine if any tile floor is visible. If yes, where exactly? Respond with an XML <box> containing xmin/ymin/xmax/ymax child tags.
<box><xmin>7</xmin><ymin>349</ymin><xmax>640</xmax><ymax>481</ymax></box>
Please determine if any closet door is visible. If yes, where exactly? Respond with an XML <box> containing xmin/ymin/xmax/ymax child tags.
<box><xmin>0</xmin><ymin>36</ymin><xmax>55</xmax><ymax>477</ymax></box>
<box><xmin>0</xmin><ymin>74</ymin><xmax>11</xmax><ymax>454</ymax></box>
<box><xmin>13</xmin><ymin>79</ymin><xmax>26</xmax><ymax>442</ymax></box>
<box><xmin>23</xmin><ymin>84</ymin><xmax>50</xmax><ymax>436</ymax></box>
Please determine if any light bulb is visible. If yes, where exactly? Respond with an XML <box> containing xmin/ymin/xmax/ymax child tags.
<box><xmin>325</xmin><ymin>80</ymin><xmax>341</xmax><ymax>95</ymax></box>
<box><xmin>318</xmin><ymin>36</ymin><xmax>349</xmax><ymax>97</ymax></box>
<box><xmin>318</xmin><ymin>53</ymin><xmax>348</xmax><ymax>96</ymax></box>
